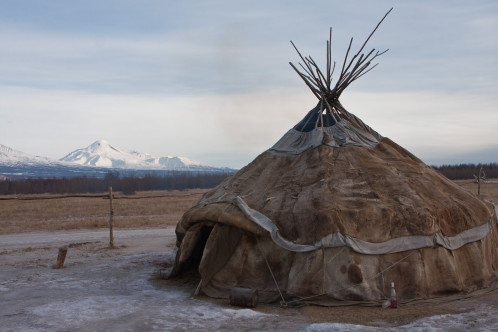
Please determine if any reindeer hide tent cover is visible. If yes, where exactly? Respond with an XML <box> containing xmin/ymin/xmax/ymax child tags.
<box><xmin>169</xmin><ymin>10</ymin><xmax>498</xmax><ymax>305</ymax></box>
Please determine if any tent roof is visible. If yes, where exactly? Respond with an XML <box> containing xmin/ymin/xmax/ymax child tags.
<box><xmin>169</xmin><ymin>9</ymin><xmax>498</xmax><ymax>304</ymax></box>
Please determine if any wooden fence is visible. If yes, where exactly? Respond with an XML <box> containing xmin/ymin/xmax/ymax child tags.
<box><xmin>0</xmin><ymin>187</ymin><xmax>202</xmax><ymax>248</ymax></box>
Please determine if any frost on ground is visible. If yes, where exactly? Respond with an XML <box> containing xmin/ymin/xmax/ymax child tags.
<box><xmin>1</xmin><ymin>227</ymin><xmax>498</xmax><ymax>331</ymax></box>
<box><xmin>0</xmin><ymin>229</ymin><xmax>304</xmax><ymax>331</ymax></box>
<box><xmin>307</xmin><ymin>306</ymin><xmax>498</xmax><ymax>332</ymax></box>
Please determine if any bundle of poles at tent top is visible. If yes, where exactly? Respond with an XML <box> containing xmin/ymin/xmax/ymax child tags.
<box><xmin>289</xmin><ymin>7</ymin><xmax>393</xmax><ymax>127</ymax></box>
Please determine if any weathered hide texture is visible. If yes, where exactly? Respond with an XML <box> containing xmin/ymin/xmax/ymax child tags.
<box><xmin>169</xmin><ymin>133</ymin><xmax>498</xmax><ymax>305</ymax></box>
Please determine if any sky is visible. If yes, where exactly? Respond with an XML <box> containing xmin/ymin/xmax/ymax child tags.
<box><xmin>0</xmin><ymin>0</ymin><xmax>497</xmax><ymax>169</ymax></box>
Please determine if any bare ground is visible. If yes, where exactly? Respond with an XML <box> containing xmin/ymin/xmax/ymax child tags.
<box><xmin>1</xmin><ymin>184</ymin><xmax>497</xmax><ymax>330</ymax></box>
<box><xmin>2</xmin><ymin>225</ymin><xmax>498</xmax><ymax>331</ymax></box>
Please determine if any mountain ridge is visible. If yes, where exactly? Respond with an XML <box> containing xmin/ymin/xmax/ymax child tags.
<box><xmin>0</xmin><ymin>141</ymin><xmax>234</xmax><ymax>179</ymax></box>
<box><xmin>59</xmin><ymin>139</ymin><xmax>209</xmax><ymax>171</ymax></box>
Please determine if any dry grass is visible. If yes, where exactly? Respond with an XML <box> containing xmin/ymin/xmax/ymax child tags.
<box><xmin>0</xmin><ymin>179</ymin><xmax>496</xmax><ymax>235</ymax></box>
<box><xmin>453</xmin><ymin>178</ymin><xmax>498</xmax><ymax>204</ymax></box>
<box><xmin>0</xmin><ymin>189</ymin><xmax>206</xmax><ymax>234</ymax></box>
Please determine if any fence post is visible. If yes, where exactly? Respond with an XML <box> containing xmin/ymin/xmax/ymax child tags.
<box><xmin>109</xmin><ymin>186</ymin><xmax>114</xmax><ymax>248</ymax></box>
<box><xmin>54</xmin><ymin>246</ymin><xmax>68</xmax><ymax>269</ymax></box>
<box><xmin>478</xmin><ymin>169</ymin><xmax>481</xmax><ymax>196</ymax></box>
<box><xmin>474</xmin><ymin>167</ymin><xmax>486</xmax><ymax>197</ymax></box>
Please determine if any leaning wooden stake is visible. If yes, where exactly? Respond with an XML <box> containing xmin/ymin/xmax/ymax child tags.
<box><xmin>54</xmin><ymin>246</ymin><xmax>68</xmax><ymax>269</ymax></box>
<box><xmin>109</xmin><ymin>186</ymin><xmax>114</xmax><ymax>248</ymax></box>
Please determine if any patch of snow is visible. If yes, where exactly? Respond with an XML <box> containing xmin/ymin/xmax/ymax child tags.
<box><xmin>202</xmin><ymin>307</ymin><xmax>274</xmax><ymax>320</ymax></box>
<box><xmin>31</xmin><ymin>296</ymin><xmax>139</xmax><ymax>327</ymax></box>
<box><xmin>9</xmin><ymin>228</ymin><xmax>498</xmax><ymax>331</ymax></box>
<box><xmin>307</xmin><ymin>306</ymin><xmax>498</xmax><ymax>332</ymax></box>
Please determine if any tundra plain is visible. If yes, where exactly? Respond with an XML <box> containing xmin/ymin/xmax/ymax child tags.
<box><xmin>1</xmin><ymin>181</ymin><xmax>498</xmax><ymax>331</ymax></box>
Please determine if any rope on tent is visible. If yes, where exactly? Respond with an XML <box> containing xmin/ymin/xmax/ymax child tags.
<box><xmin>486</xmin><ymin>205</ymin><xmax>497</xmax><ymax>238</ymax></box>
<box><xmin>255</xmin><ymin>238</ymin><xmax>288</xmax><ymax>307</ymax></box>
<box><xmin>326</xmin><ymin>246</ymin><xmax>346</xmax><ymax>265</ymax></box>
<box><xmin>284</xmin><ymin>250</ymin><xmax>417</xmax><ymax>306</ymax></box>
<box><xmin>281</xmin><ymin>247</ymin><xmax>346</xmax><ymax>307</ymax></box>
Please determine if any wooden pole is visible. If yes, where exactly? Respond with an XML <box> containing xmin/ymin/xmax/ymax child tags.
<box><xmin>289</xmin><ymin>8</ymin><xmax>392</xmax><ymax>104</ymax></box>
<box><xmin>109</xmin><ymin>186</ymin><xmax>114</xmax><ymax>248</ymax></box>
<box><xmin>478</xmin><ymin>167</ymin><xmax>482</xmax><ymax>196</ymax></box>
<box><xmin>54</xmin><ymin>246</ymin><xmax>68</xmax><ymax>269</ymax></box>
<box><xmin>475</xmin><ymin>166</ymin><xmax>486</xmax><ymax>196</ymax></box>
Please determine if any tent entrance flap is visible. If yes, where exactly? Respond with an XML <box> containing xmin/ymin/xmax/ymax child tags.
<box><xmin>168</xmin><ymin>223</ymin><xmax>214</xmax><ymax>278</ymax></box>
<box><xmin>170</xmin><ymin>221</ymin><xmax>243</xmax><ymax>285</ymax></box>
<box><xmin>198</xmin><ymin>223</ymin><xmax>243</xmax><ymax>290</ymax></box>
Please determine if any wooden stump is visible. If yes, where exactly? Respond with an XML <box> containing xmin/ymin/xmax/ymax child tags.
<box><xmin>229</xmin><ymin>287</ymin><xmax>259</xmax><ymax>308</ymax></box>
<box><xmin>53</xmin><ymin>246</ymin><xmax>68</xmax><ymax>269</ymax></box>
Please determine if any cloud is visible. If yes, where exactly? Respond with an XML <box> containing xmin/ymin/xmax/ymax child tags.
<box><xmin>1</xmin><ymin>0</ymin><xmax>498</xmax><ymax>169</ymax></box>
<box><xmin>2</xmin><ymin>84</ymin><xmax>496</xmax><ymax>168</ymax></box>
<box><xmin>2</xmin><ymin>1</ymin><xmax>497</xmax><ymax>97</ymax></box>
<box><xmin>0</xmin><ymin>24</ymin><xmax>210</xmax><ymax>93</ymax></box>
<box><xmin>342</xmin><ymin>90</ymin><xmax>498</xmax><ymax>163</ymax></box>
<box><xmin>0</xmin><ymin>85</ymin><xmax>313</xmax><ymax>164</ymax></box>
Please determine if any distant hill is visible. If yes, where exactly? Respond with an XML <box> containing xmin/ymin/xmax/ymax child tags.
<box><xmin>59</xmin><ymin>140</ymin><xmax>229</xmax><ymax>172</ymax></box>
<box><xmin>0</xmin><ymin>141</ymin><xmax>234</xmax><ymax>179</ymax></box>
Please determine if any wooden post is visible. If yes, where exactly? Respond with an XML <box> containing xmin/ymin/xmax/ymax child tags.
<box><xmin>478</xmin><ymin>167</ymin><xmax>484</xmax><ymax>196</ymax></box>
<box><xmin>478</xmin><ymin>168</ymin><xmax>481</xmax><ymax>196</ymax></box>
<box><xmin>475</xmin><ymin>167</ymin><xmax>486</xmax><ymax>196</ymax></box>
<box><xmin>54</xmin><ymin>246</ymin><xmax>68</xmax><ymax>269</ymax></box>
<box><xmin>109</xmin><ymin>186</ymin><xmax>114</xmax><ymax>248</ymax></box>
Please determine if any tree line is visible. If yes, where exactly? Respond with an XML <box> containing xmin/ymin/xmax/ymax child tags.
<box><xmin>0</xmin><ymin>172</ymin><xmax>232</xmax><ymax>195</ymax></box>
<box><xmin>432</xmin><ymin>163</ymin><xmax>498</xmax><ymax>180</ymax></box>
<box><xmin>1</xmin><ymin>163</ymin><xmax>496</xmax><ymax>195</ymax></box>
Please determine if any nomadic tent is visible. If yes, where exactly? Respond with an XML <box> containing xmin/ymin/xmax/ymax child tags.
<box><xmin>169</xmin><ymin>10</ymin><xmax>498</xmax><ymax>305</ymax></box>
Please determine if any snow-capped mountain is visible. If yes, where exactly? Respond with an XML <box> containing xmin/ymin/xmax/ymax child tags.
<box><xmin>0</xmin><ymin>144</ymin><xmax>57</xmax><ymax>166</ymax></box>
<box><xmin>0</xmin><ymin>143</ymin><xmax>112</xmax><ymax>179</ymax></box>
<box><xmin>0</xmin><ymin>141</ymin><xmax>233</xmax><ymax>179</ymax></box>
<box><xmin>59</xmin><ymin>140</ymin><xmax>211</xmax><ymax>171</ymax></box>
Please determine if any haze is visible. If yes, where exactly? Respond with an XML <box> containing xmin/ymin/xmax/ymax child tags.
<box><xmin>1</xmin><ymin>1</ymin><xmax>497</xmax><ymax>168</ymax></box>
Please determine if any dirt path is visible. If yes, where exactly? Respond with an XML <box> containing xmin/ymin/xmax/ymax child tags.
<box><xmin>1</xmin><ymin>226</ymin><xmax>498</xmax><ymax>331</ymax></box>
<box><xmin>0</xmin><ymin>228</ymin><xmax>174</xmax><ymax>247</ymax></box>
